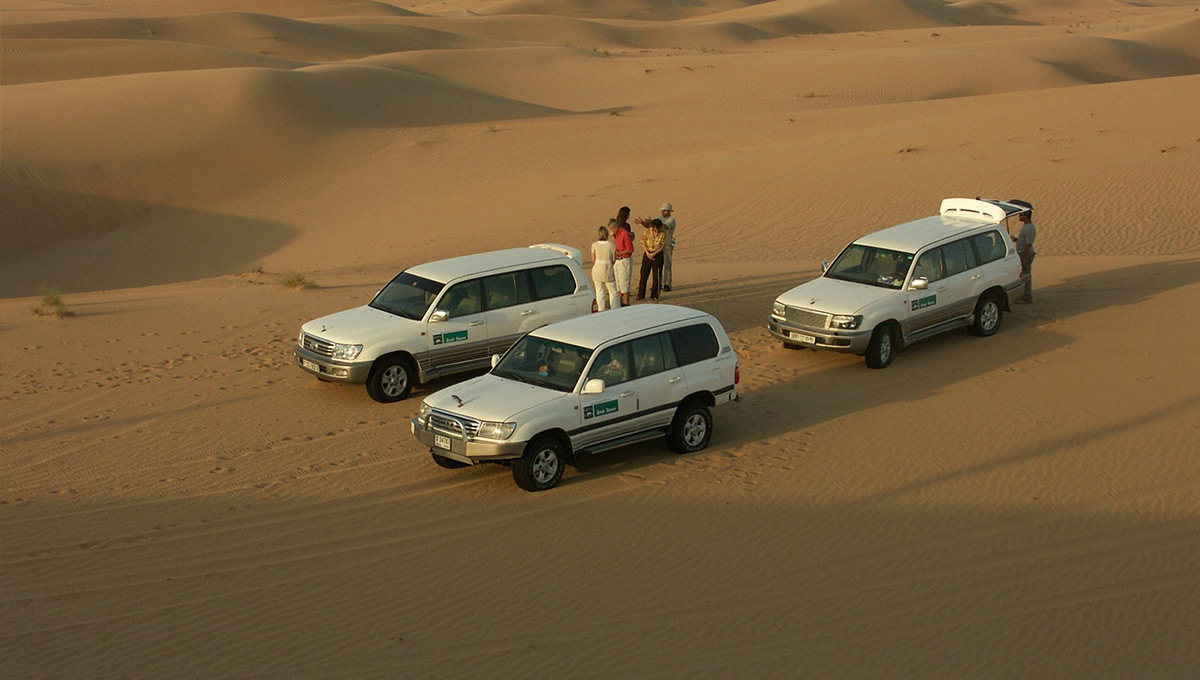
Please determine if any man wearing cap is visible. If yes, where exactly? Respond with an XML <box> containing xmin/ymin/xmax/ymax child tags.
<box><xmin>658</xmin><ymin>203</ymin><xmax>677</xmax><ymax>291</ymax></box>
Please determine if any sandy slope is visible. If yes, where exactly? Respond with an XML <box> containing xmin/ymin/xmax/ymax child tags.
<box><xmin>2</xmin><ymin>1</ymin><xmax>1199</xmax><ymax>678</ymax></box>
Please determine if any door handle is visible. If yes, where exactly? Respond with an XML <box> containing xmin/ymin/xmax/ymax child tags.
<box><xmin>619</xmin><ymin>391</ymin><xmax>634</xmax><ymax>398</ymax></box>
<box><xmin>971</xmin><ymin>274</ymin><xmax>982</xmax><ymax>281</ymax></box>
<box><xmin>667</xmin><ymin>376</ymin><xmax>682</xmax><ymax>384</ymax></box>
<box><xmin>468</xmin><ymin>321</ymin><xmax>484</xmax><ymax>327</ymax></box>
<box><xmin>520</xmin><ymin>309</ymin><xmax>538</xmax><ymax>316</ymax></box>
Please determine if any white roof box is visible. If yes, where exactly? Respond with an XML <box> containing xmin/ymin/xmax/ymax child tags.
<box><xmin>529</xmin><ymin>243</ymin><xmax>582</xmax><ymax>264</ymax></box>
<box><xmin>939</xmin><ymin>198</ymin><xmax>1007</xmax><ymax>223</ymax></box>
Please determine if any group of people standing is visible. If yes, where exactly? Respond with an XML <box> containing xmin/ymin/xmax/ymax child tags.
<box><xmin>589</xmin><ymin>203</ymin><xmax>677</xmax><ymax>311</ymax></box>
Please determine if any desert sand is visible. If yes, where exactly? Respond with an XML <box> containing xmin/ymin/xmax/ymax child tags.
<box><xmin>2</xmin><ymin>1</ymin><xmax>1199</xmax><ymax>678</ymax></box>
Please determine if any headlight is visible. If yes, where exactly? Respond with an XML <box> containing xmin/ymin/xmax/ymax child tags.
<box><xmin>298</xmin><ymin>330</ymin><xmax>305</xmax><ymax>344</ymax></box>
<box><xmin>830</xmin><ymin>314</ymin><xmax>863</xmax><ymax>330</ymax></box>
<box><xmin>476</xmin><ymin>421</ymin><xmax>517</xmax><ymax>440</ymax></box>
<box><xmin>772</xmin><ymin>301</ymin><xmax>786</xmax><ymax>319</ymax></box>
<box><xmin>331</xmin><ymin>343</ymin><xmax>363</xmax><ymax>361</ymax></box>
<box><xmin>416</xmin><ymin>402</ymin><xmax>431</xmax><ymax>425</ymax></box>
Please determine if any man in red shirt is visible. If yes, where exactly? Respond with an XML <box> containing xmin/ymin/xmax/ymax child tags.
<box><xmin>612</xmin><ymin>209</ymin><xmax>635</xmax><ymax>306</ymax></box>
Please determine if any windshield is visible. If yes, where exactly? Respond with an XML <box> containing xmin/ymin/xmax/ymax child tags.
<box><xmin>492</xmin><ymin>335</ymin><xmax>593</xmax><ymax>393</ymax></box>
<box><xmin>369</xmin><ymin>272</ymin><xmax>444</xmax><ymax>320</ymax></box>
<box><xmin>825</xmin><ymin>244</ymin><xmax>915</xmax><ymax>289</ymax></box>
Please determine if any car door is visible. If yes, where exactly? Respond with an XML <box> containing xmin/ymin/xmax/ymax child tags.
<box><xmin>938</xmin><ymin>237</ymin><xmax>981</xmax><ymax>322</ymax></box>
<box><xmin>424</xmin><ymin>278</ymin><xmax>489</xmax><ymax>376</ymax></box>
<box><xmin>907</xmin><ymin>246</ymin><xmax>949</xmax><ymax>334</ymax></box>
<box><xmin>481</xmin><ymin>270</ymin><xmax>540</xmax><ymax>358</ymax></box>
<box><xmin>529</xmin><ymin>263</ymin><xmax>585</xmax><ymax>324</ymax></box>
<box><xmin>572</xmin><ymin>342</ymin><xmax>639</xmax><ymax>450</ymax></box>
<box><xmin>627</xmin><ymin>331</ymin><xmax>689</xmax><ymax>431</ymax></box>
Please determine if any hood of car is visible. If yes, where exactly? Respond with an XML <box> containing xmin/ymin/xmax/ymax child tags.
<box><xmin>776</xmin><ymin>276</ymin><xmax>895</xmax><ymax>315</ymax></box>
<box><xmin>300</xmin><ymin>305</ymin><xmax>417</xmax><ymax>345</ymax></box>
<box><xmin>424</xmin><ymin>374</ymin><xmax>565</xmax><ymax>422</ymax></box>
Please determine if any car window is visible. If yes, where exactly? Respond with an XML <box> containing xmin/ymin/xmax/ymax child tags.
<box><xmin>971</xmin><ymin>230</ymin><xmax>1008</xmax><ymax>265</ymax></box>
<box><xmin>529</xmin><ymin>264</ymin><xmax>577</xmax><ymax>300</ymax></box>
<box><xmin>942</xmin><ymin>238</ymin><xmax>976</xmax><ymax>278</ymax></box>
<box><xmin>483</xmin><ymin>271</ymin><xmax>533</xmax><ymax>311</ymax></box>
<box><xmin>826</xmin><ymin>244</ymin><xmax>914</xmax><ymax>289</ymax></box>
<box><xmin>370</xmin><ymin>272</ymin><xmax>444</xmax><ymax>320</ymax></box>
<box><xmin>912</xmin><ymin>249</ymin><xmax>944</xmax><ymax>283</ymax></box>
<box><xmin>439</xmin><ymin>280</ymin><xmax>482</xmax><ymax>318</ymax></box>
<box><xmin>631</xmin><ymin>334</ymin><xmax>669</xmax><ymax>378</ymax></box>
<box><xmin>670</xmin><ymin>323</ymin><xmax>719</xmax><ymax>366</ymax></box>
<box><xmin>587</xmin><ymin>343</ymin><xmax>632</xmax><ymax>387</ymax></box>
<box><xmin>492</xmin><ymin>335</ymin><xmax>591</xmax><ymax>392</ymax></box>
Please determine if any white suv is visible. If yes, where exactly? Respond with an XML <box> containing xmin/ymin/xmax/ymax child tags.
<box><xmin>411</xmin><ymin>305</ymin><xmax>740</xmax><ymax>491</ymax></box>
<box><xmin>295</xmin><ymin>244</ymin><xmax>594</xmax><ymax>402</ymax></box>
<box><xmin>768</xmin><ymin>198</ymin><xmax>1030</xmax><ymax>368</ymax></box>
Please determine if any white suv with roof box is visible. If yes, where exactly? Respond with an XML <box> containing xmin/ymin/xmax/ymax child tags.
<box><xmin>295</xmin><ymin>244</ymin><xmax>594</xmax><ymax>402</ymax></box>
<box><xmin>767</xmin><ymin>198</ymin><xmax>1030</xmax><ymax>368</ymax></box>
<box><xmin>411</xmin><ymin>305</ymin><xmax>740</xmax><ymax>491</ymax></box>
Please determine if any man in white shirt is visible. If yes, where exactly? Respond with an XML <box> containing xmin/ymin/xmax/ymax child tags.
<box><xmin>1013</xmin><ymin>211</ymin><xmax>1037</xmax><ymax>303</ymax></box>
<box><xmin>659</xmin><ymin>203</ymin><xmax>677</xmax><ymax>291</ymax></box>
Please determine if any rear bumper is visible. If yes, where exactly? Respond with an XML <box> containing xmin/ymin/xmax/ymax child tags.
<box><xmin>767</xmin><ymin>318</ymin><xmax>872</xmax><ymax>354</ymax></box>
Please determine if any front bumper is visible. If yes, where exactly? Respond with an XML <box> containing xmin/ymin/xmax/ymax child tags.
<box><xmin>767</xmin><ymin>317</ymin><xmax>872</xmax><ymax>354</ymax></box>
<box><xmin>411</xmin><ymin>418</ymin><xmax>527</xmax><ymax>464</ymax></box>
<box><xmin>294</xmin><ymin>344</ymin><xmax>372</xmax><ymax>383</ymax></box>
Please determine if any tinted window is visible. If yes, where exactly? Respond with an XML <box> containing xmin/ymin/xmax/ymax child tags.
<box><xmin>483</xmin><ymin>271</ymin><xmax>533</xmax><ymax>311</ymax></box>
<box><xmin>587</xmin><ymin>343</ymin><xmax>632</xmax><ymax>387</ymax></box>
<box><xmin>370</xmin><ymin>272</ymin><xmax>443</xmax><ymax>320</ymax></box>
<box><xmin>631</xmin><ymin>333</ymin><xmax>675</xmax><ymax>378</ymax></box>
<box><xmin>670</xmin><ymin>323</ymin><xmax>719</xmax><ymax>366</ymax></box>
<box><xmin>529</xmin><ymin>264</ymin><xmax>577</xmax><ymax>300</ymax></box>
<box><xmin>439</xmin><ymin>280</ymin><xmax>482</xmax><ymax>318</ymax></box>
<box><xmin>941</xmin><ymin>239</ymin><xmax>976</xmax><ymax>278</ymax></box>
<box><xmin>492</xmin><ymin>334</ymin><xmax>591</xmax><ymax>392</ymax></box>
<box><xmin>971</xmin><ymin>230</ymin><xmax>1008</xmax><ymax>265</ymax></box>
<box><xmin>912</xmin><ymin>249</ymin><xmax>944</xmax><ymax>283</ymax></box>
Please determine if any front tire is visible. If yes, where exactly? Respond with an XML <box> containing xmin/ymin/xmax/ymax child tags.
<box><xmin>864</xmin><ymin>324</ymin><xmax>896</xmax><ymax>369</ymax></box>
<box><xmin>366</xmin><ymin>355</ymin><xmax>414</xmax><ymax>403</ymax></box>
<box><xmin>513</xmin><ymin>436</ymin><xmax>565</xmax><ymax>492</ymax></box>
<box><xmin>970</xmin><ymin>293</ymin><xmax>1003</xmax><ymax>337</ymax></box>
<box><xmin>668</xmin><ymin>401</ymin><xmax>713</xmax><ymax>453</ymax></box>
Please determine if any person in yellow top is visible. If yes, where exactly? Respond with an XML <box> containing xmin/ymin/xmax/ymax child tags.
<box><xmin>636</xmin><ymin>218</ymin><xmax>667</xmax><ymax>302</ymax></box>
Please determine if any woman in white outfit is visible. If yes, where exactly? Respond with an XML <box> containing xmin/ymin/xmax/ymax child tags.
<box><xmin>589</xmin><ymin>225</ymin><xmax>619</xmax><ymax>311</ymax></box>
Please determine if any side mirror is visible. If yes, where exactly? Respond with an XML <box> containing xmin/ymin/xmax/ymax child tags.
<box><xmin>821</xmin><ymin>260</ymin><xmax>831</xmax><ymax>273</ymax></box>
<box><xmin>430</xmin><ymin>309</ymin><xmax>449</xmax><ymax>322</ymax></box>
<box><xmin>491</xmin><ymin>354</ymin><xmax>501</xmax><ymax>368</ymax></box>
<box><xmin>910</xmin><ymin>278</ymin><xmax>929</xmax><ymax>290</ymax></box>
<box><xmin>582</xmin><ymin>378</ymin><xmax>605</xmax><ymax>395</ymax></box>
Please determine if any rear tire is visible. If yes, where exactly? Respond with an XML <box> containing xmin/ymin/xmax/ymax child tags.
<box><xmin>366</xmin><ymin>355</ymin><xmax>414</xmax><ymax>403</ymax></box>
<box><xmin>970</xmin><ymin>293</ymin><xmax>1003</xmax><ymax>337</ymax></box>
<box><xmin>513</xmin><ymin>436</ymin><xmax>565</xmax><ymax>492</ymax></box>
<box><xmin>668</xmin><ymin>401</ymin><xmax>713</xmax><ymax>454</ymax></box>
<box><xmin>431</xmin><ymin>452</ymin><xmax>468</xmax><ymax>469</ymax></box>
<box><xmin>865</xmin><ymin>324</ymin><xmax>896</xmax><ymax>369</ymax></box>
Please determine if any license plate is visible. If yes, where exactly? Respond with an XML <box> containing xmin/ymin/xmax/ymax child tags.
<box><xmin>790</xmin><ymin>332</ymin><xmax>816</xmax><ymax>344</ymax></box>
<box><xmin>301</xmin><ymin>358</ymin><xmax>320</xmax><ymax>372</ymax></box>
<box><xmin>434</xmin><ymin>435</ymin><xmax>451</xmax><ymax>450</ymax></box>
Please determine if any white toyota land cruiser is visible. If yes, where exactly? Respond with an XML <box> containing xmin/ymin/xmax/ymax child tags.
<box><xmin>295</xmin><ymin>244</ymin><xmax>594</xmax><ymax>402</ymax></box>
<box><xmin>411</xmin><ymin>305</ymin><xmax>740</xmax><ymax>491</ymax></box>
<box><xmin>768</xmin><ymin>198</ymin><xmax>1030</xmax><ymax>368</ymax></box>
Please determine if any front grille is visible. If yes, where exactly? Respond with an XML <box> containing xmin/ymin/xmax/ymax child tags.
<box><xmin>785</xmin><ymin>306</ymin><xmax>830</xmax><ymax>329</ymax></box>
<box><xmin>429</xmin><ymin>410</ymin><xmax>481</xmax><ymax>439</ymax></box>
<box><xmin>302</xmin><ymin>333</ymin><xmax>335</xmax><ymax>357</ymax></box>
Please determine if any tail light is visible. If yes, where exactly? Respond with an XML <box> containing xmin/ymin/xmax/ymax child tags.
<box><xmin>734</xmin><ymin>363</ymin><xmax>740</xmax><ymax>384</ymax></box>
<box><xmin>591</xmin><ymin>300</ymin><xmax>598</xmax><ymax>313</ymax></box>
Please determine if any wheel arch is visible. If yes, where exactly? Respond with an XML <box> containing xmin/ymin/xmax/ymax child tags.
<box><xmin>371</xmin><ymin>349</ymin><xmax>420</xmax><ymax>383</ymax></box>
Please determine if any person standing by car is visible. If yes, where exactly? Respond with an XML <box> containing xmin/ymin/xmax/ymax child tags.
<box><xmin>658</xmin><ymin>203</ymin><xmax>677</xmax><ymax>291</ymax></box>
<box><xmin>1013</xmin><ymin>210</ymin><xmax>1037</xmax><ymax>303</ymax></box>
<box><xmin>636</xmin><ymin>218</ymin><xmax>667</xmax><ymax>302</ymax></box>
<box><xmin>612</xmin><ymin>216</ymin><xmax>635</xmax><ymax>306</ymax></box>
<box><xmin>589</xmin><ymin>225</ymin><xmax>619</xmax><ymax>311</ymax></box>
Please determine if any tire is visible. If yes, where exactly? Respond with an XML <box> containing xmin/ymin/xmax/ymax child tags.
<box><xmin>366</xmin><ymin>355</ymin><xmax>414</xmax><ymax>403</ymax></box>
<box><xmin>512</xmin><ymin>436</ymin><xmax>566</xmax><ymax>492</ymax></box>
<box><xmin>668</xmin><ymin>401</ymin><xmax>713</xmax><ymax>454</ymax></box>
<box><xmin>431</xmin><ymin>452</ymin><xmax>468</xmax><ymax>469</ymax></box>
<box><xmin>970</xmin><ymin>293</ymin><xmax>1003</xmax><ymax>337</ymax></box>
<box><xmin>864</xmin><ymin>324</ymin><xmax>896</xmax><ymax>369</ymax></box>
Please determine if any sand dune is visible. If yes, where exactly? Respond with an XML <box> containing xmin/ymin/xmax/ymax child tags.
<box><xmin>2</xmin><ymin>1</ymin><xmax>1199</xmax><ymax>678</ymax></box>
